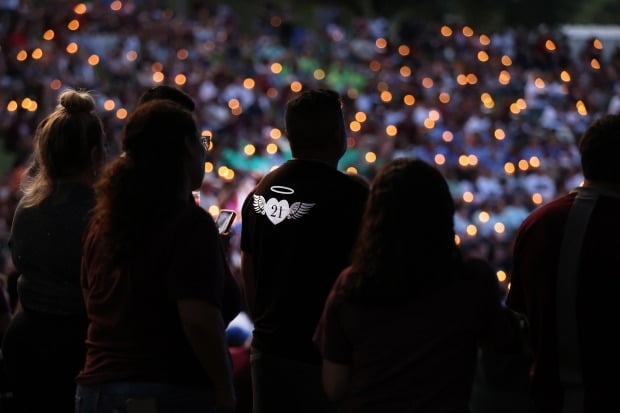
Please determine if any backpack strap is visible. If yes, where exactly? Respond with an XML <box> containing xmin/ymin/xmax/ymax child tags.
<box><xmin>556</xmin><ymin>187</ymin><xmax>599</xmax><ymax>413</ymax></box>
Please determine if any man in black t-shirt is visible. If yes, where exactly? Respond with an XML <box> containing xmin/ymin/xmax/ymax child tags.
<box><xmin>241</xmin><ymin>89</ymin><xmax>368</xmax><ymax>413</ymax></box>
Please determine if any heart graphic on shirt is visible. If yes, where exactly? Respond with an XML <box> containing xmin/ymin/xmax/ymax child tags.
<box><xmin>265</xmin><ymin>198</ymin><xmax>290</xmax><ymax>225</ymax></box>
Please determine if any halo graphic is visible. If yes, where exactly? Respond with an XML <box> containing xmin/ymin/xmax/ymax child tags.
<box><xmin>270</xmin><ymin>185</ymin><xmax>295</xmax><ymax>194</ymax></box>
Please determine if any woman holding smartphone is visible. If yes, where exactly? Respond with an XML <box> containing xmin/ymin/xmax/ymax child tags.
<box><xmin>76</xmin><ymin>100</ymin><xmax>240</xmax><ymax>412</ymax></box>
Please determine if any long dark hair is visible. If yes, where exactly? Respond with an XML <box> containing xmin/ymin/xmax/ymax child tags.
<box><xmin>347</xmin><ymin>158</ymin><xmax>462</xmax><ymax>303</ymax></box>
<box><xmin>92</xmin><ymin>100</ymin><xmax>198</xmax><ymax>265</ymax></box>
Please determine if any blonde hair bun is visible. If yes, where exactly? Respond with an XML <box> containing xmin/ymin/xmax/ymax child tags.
<box><xmin>59</xmin><ymin>90</ymin><xmax>95</xmax><ymax>114</ymax></box>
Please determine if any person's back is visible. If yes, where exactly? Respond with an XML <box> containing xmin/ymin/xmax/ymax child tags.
<box><xmin>507</xmin><ymin>114</ymin><xmax>620</xmax><ymax>412</ymax></box>
<box><xmin>314</xmin><ymin>159</ymin><xmax>518</xmax><ymax>413</ymax></box>
<box><xmin>242</xmin><ymin>161</ymin><xmax>367</xmax><ymax>362</ymax></box>
<box><xmin>2</xmin><ymin>90</ymin><xmax>106</xmax><ymax>412</ymax></box>
<box><xmin>241</xmin><ymin>89</ymin><xmax>368</xmax><ymax>412</ymax></box>
<box><xmin>317</xmin><ymin>259</ymin><xmax>509</xmax><ymax>413</ymax></box>
<box><xmin>76</xmin><ymin>100</ymin><xmax>240</xmax><ymax>413</ymax></box>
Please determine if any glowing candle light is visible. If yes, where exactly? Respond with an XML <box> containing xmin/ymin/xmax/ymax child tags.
<box><xmin>68</xmin><ymin>19</ymin><xmax>80</xmax><ymax>31</ymax></box>
<box><xmin>270</xmin><ymin>128</ymin><xmax>282</xmax><ymax>139</ymax></box>
<box><xmin>403</xmin><ymin>94</ymin><xmax>415</xmax><ymax>106</ymax></box>
<box><xmin>270</xmin><ymin>62</ymin><xmax>283</xmax><ymax>74</ymax></box>
<box><xmin>290</xmin><ymin>81</ymin><xmax>302</xmax><ymax>92</ymax></box>
<box><xmin>244</xmin><ymin>144</ymin><xmax>256</xmax><ymax>156</ymax></box>
<box><xmin>31</xmin><ymin>48</ymin><xmax>43</xmax><ymax>60</ymax></box>
<box><xmin>174</xmin><ymin>74</ymin><xmax>186</xmax><ymax>85</ymax></box>
<box><xmin>110</xmin><ymin>1</ymin><xmax>122</xmax><ymax>11</ymax></box>
<box><xmin>43</xmin><ymin>29</ymin><xmax>55</xmax><ymax>40</ymax></box>
<box><xmin>466</xmin><ymin>224</ymin><xmax>478</xmax><ymax>236</ymax></box>
<box><xmin>88</xmin><ymin>54</ymin><xmax>100</xmax><ymax>65</ymax></box>
<box><xmin>74</xmin><ymin>3</ymin><xmax>87</xmax><ymax>14</ymax></box>
<box><xmin>266</xmin><ymin>143</ymin><xmax>278</xmax><ymax>154</ymax></box>
<box><xmin>496</xmin><ymin>270</ymin><xmax>507</xmax><ymax>281</ymax></box>
<box><xmin>116</xmin><ymin>108</ymin><xmax>128</xmax><ymax>119</ymax></box>
<box><xmin>103</xmin><ymin>100</ymin><xmax>115</xmax><ymax>111</ymax></box>
<box><xmin>313</xmin><ymin>69</ymin><xmax>325</xmax><ymax>79</ymax></box>
<box><xmin>504</xmin><ymin>162</ymin><xmax>515</xmax><ymax>174</ymax></box>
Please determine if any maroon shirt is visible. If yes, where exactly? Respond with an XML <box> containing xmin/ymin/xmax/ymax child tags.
<box><xmin>507</xmin><ymin>192</ymin><xmax>620</xmax><ymax>412</ymax></box>
<box><xmin>314</xmin><ymin>258</ymin><xmax>513</xmax><ymax>413</ymax></box>
<box><xmin>77</xmin><ymin>202</ymin><xmax>240</xmax><ymax>386</ymax></box>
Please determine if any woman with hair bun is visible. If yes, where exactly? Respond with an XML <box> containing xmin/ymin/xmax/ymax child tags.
<box><xmin>1</xmin><ymin>89</ymin><xmax>106</xmax><ymax>411</ymax></box>
<box><xmin>75</xmin><ymin>99</ymin><xmax>240</xmax><ymax>412</ymax></box>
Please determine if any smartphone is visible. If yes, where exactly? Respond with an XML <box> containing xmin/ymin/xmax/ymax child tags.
<box><xmin>216</xmin><ymin>209</ymin><xmax>237</xmax><ymax>235</ymax></box>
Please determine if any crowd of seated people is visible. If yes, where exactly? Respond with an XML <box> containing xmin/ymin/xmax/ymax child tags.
<box><xmin>1</xmin><ymin>2</ymin><xmax>619</xmax><ymax>284</ymax></box>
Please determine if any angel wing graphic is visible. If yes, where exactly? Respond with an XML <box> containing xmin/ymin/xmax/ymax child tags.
<box><xmin>253</xmin><ymin>194</ymin><xmax>266</xmax><ymax>214</ymax></box>
<box><xmin>287</xmin><ymin>202</ymin><xmax>315</xmax><ymax>220</ymax></box>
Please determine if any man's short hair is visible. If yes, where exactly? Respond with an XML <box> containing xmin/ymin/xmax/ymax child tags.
<box><xmin>578</xmin><ymin>114</ymin><xmax>620</xmax><ymax>184</ymax></box>
<box><xmin>138</xmin><ymin>85</ymin><xmax>195</xmax><ymax>112</ymax></box>
<box><xmin>284</xmin><ymin>89</ymin><xmax>344</xmax><ymax>157</ymax></box>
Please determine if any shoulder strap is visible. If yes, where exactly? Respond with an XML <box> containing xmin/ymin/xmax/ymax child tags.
<box><xmin>556</xmin><ymin>187</ymin><xmax>598</xmax><ymax>413</ymax></box>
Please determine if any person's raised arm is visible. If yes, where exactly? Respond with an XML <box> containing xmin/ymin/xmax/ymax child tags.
<box><xmin>178</xmin><ymin>299</ymin><xmax>236</xmax><ymax>412</ymax></box>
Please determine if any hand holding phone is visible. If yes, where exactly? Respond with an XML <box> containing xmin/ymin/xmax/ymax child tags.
<box><xmin>216</xmin><ymin>209</ymin><xmax>237</xmax><ymax>235</ymax></box>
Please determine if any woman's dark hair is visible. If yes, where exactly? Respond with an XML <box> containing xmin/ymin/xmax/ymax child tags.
<box><xmin>92</xmin><ymin>99</ymin><xmax>198</xmax><ymax>265</ymax></box>
<box><xmin>347</xmin><ymin>158</ymin><xmax>462</xmax><ymax>303</ymax></box>
<box><xmin>21</xmin><ymin>89</ymin><xmax>104</xmax><ymax>207</ymax></box>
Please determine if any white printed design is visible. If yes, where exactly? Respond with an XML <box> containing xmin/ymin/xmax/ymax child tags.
<box><xmin>253</xmin><ymin>195</ymin><xmax>315</xmax><ymax>225</ymax></box>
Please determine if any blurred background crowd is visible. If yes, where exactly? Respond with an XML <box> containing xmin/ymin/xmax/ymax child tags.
<box><xmin>1</xmin><ymin>0</ymin><xmax>620</xmax><ymax>298</ymax></box>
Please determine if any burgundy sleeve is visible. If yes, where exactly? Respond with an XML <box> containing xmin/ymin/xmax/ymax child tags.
<box><xmin>313</xmin><ymin>273</ymin><xmax>352</xmax><ymax>364</ymax></box>
<box><xmin>168</xmin><ymin>206</ymin><xmax>225</xmax><ymax>308</ymax></box>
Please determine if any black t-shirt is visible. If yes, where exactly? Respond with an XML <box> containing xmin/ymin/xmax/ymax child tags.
<box><xmin>9</xmin><ymin>182</ymin><xmax>95</xmax><ymax>317</ymax></box>
<box><xmin>241</xmin><ymin>159</ymin><xmax>368</xmax><ymax>364</ymax></box>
